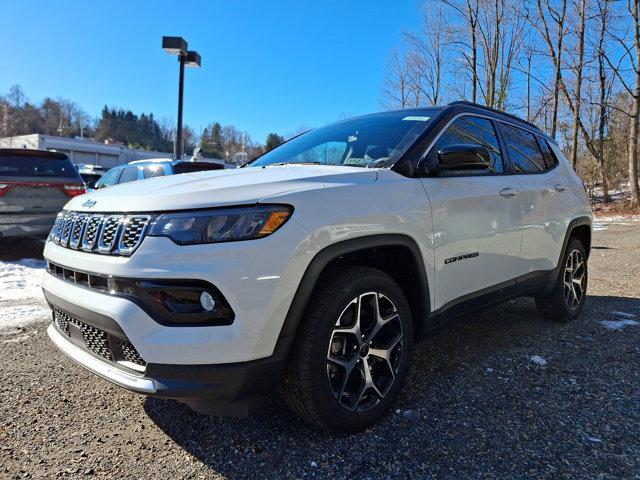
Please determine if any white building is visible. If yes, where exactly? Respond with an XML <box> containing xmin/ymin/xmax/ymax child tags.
<box><xmin>0</xmin><ymin>134</ymin><xmax>173</xmax><ymax>169</ymax></box>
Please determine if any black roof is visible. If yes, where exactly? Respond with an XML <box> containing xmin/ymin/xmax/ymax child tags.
<box><xmin>446</xmin><ymin>101</ymin><xmax>543</xmax><ymax>133</ymax></box>
<box><xmin>0</xmin><ymin>148</ymin><xmax>70</xmax><ymax>159</ymax></box>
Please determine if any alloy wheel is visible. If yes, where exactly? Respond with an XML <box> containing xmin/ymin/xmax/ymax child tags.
<box><xmin>326</xmin><ymin>292</ymin><xmax>404</xmax><ymax>412</ymax></box>
<box><xmin>563</xmin><ymin>249</ymin><xmax>586</xmax><ymax>310</ymax></box>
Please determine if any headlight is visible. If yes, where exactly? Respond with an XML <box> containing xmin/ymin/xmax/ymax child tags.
<box><xmin>147</xmin><ymin>205</ymin><xmax>292</xmax><ymax>245</ymax></box>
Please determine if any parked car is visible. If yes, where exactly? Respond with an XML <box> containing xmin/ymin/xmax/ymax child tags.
<box><xmin>42</xmin><ymin>102</ymin><xmax>592</xmax><ymax>433</ymax></box>
<box><xmin>93</xmin><ymin>159</ymin><xmax>225</xmax><ymax>189</ymax></box>
<box><xmin>0</xmin><ymin>149</ymin><xmax>85</xmax><ymax>239</ymax></box>
<box><xmin>76</xmin><ymin>164</ymin><xmax>108</xmax><ymax>189</ymax></box>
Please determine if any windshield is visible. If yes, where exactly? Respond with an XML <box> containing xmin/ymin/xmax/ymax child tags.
<box><xmin>249</xmin><ymin>110</ymin><xmax>439</xmax><ymax>168</ymax></box>
<box><xmin>0</xmin><ymin>154</ymin><xmax>80</xmax><ymax>178</ymax></box>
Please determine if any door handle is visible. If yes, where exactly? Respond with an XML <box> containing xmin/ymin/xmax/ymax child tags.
<box><xmin>499</xmin><ymin>187</ymin><xmax>519</xmax><ymax>198</ymax></box>
<box><xmin>554</xmin><ymin>184</ymin><xmax>566</xmax><ymax>192</ymax></box>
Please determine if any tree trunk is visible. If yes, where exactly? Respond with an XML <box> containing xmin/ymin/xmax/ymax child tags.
<box><xmin>468</xmin><ymin>0</ymin><xmax>478</xmax><ymax>103</ymax></box>
<box><xmin>631</xmin><ymin>0</ymin><xmax>640</xmax><ymax>206</ymax></box>
<box><xmin>630</xmin><ymin>98</ymin><xmax>640</xmax><ymax>205</ymax></box>
<box><xmin>596</xmin><ymin>0</ymin><xmax>610</xmax><ymax>202</ymax></box>
<box><xmin>570</xmin><ymin>0</ymin><xmax>585</xmax><ymax>172</ymax></box>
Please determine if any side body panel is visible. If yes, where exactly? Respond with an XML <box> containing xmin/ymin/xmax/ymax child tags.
<box><xmin>513</xmin><ymin>147</ymin><xmax>588</xmax><ymax>276</ymax></box>
<box><xmin>420</xmin><ymin>176</ymin><xmax>523</xmax><ymax>311</ymax></box>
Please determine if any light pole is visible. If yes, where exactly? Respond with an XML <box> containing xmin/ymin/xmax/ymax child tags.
<box><xmin>162</xmin><ymin>36</ymin><xmax>201</xmax><ymax>159</ymax></box>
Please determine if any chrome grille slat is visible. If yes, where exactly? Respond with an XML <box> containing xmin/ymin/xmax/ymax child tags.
<box><xmin>118</xmin><ymin>216</ymin><xmax>152</xmax><ymax>254</ymax></box>
<box><xmin>48</xmin><ymin>211</ymin><xmax>152</xmax><ymax>256</ymax></box>
<box><xmin>50</xmin><ymin>212</ymin><xmax>66</xmax><ymax>243</ymax></box>
<box><xmin>81</xmin><ymin>215</ymin><xmax>104</xmax><ymax>251</ymax></box>
<box><xmin>59</xmin><ymin>212</ymin><xmax>76</xmax><ymax>247</ymax></box>
<box><xmin>69</xmin><ymin>214</ymin><xmax>88</xmax><ymax>249</ymax></box>
<box><xmin>97</xmin><ymin>215</ymin><xmax>124</xmax><ymax>253</ymax></box>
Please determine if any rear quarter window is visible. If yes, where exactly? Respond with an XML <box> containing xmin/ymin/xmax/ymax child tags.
<box><xmin>537</xmin><ymin>138</ymin><xmax>559</xmax><ymax>170</ymax></box>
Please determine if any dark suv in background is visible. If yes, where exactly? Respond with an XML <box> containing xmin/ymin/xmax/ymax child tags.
<box><xmin>0</xmin><ymin>149</ymin><xmax>85</xmax><ymax>239</ymax></box>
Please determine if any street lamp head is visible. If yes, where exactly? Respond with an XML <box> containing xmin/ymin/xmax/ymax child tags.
<box><xmin>162</xmin><ymin>36</ymin><xmax>187</xmax><ymax>56</ymax></box>
<box><xmin>184</xmin><ymin>51</ymin><xmax>201</xmax><ymax>68</ymax></box>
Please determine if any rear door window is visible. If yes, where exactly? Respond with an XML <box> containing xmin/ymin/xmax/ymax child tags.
<box><xmin>118</xmin><ymin>167</ymin><xmax>140</xmax><ymax>184</ymax></box>
<box><xmin>0</xmin><ymin>154</ymin><xmax>79</xmax><ymax>179</ymax></box>
<box><xmin>501</xmin><ymin>124</ymin><xmax>546</xmax><ymax>173</ymax></box>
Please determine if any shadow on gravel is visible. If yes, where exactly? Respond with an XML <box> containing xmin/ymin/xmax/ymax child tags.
<box><xmin>143</xmin><ymin>294</ymin><xmax>640</xmax><ymax>478</ymax></box>
<box><xmin>0</xmin><ymin>237</ymin><xmax>46</xmax><ymax>261</ymax></box>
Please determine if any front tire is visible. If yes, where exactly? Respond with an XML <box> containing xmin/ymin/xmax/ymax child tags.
<box><xmin>535</xmin><ymin>237</ymin><xmax>588</xmax><ymax>322</ymax></box>
<box><xmin>283</xmin><ymin>265</ymin><xmax>413</xmax><ymax>433</ymax></box>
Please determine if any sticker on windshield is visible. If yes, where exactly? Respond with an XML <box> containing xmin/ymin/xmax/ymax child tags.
<box><xmin>402</xmin><ymin>116</ymin><xmax>430</xmax><ymax>121</ymax></box>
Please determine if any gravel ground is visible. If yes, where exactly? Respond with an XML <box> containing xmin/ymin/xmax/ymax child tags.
<box><xmin>1</xmin><ymin>224</ymin><xmax>639</xmax><ymax>479</ymax></box>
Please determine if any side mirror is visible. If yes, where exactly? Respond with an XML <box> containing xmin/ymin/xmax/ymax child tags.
<box><xmin>437</xmin><ymin>144</ymin><xmax>491</xmax><ymax>171</ymax></box>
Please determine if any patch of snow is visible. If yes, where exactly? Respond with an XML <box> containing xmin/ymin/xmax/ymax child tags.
<box><xmin>611</xmin><ymin>311</ymin><xmax>637</xmax><ymax>319</ymax></box>
<box><xmin>599</xmin><ymin>319</ymin><xmax>640</xmax><ymax>331</ymax></box>
<box><xmin>0</xmin><ymin>305</ymin><xmax>49</xmax><ymax>332</ymax></box>
<box><xmin>0</xmin><ymin>259</ymin><xmax>48</xmax><ymax>332</ymax></box>
<box><xmin>530</xmin><ymin>355</ymin><xmax>547</xmax><ymax>366</ymax></box>
<box><xmin>587</xmin><ymin>436</ymin><xmax>602</xmax><ymax>443</ymax></box>
<box><xmin>593</xmin><ymin>214</ymin><xmax>640</xmax><ymax>222</ymax></box>
<box><xmin>485</xmin><ymin>367</ymin><xmax>494</xmax><ymax>373</ymax></box>
<box><xmin>0</xmin><ymin>259</ymin><xmax>47</xmax><ymax>302</ymax></box>
<box><xmin>592</xmin><ymin>223</ymin><xmax>608</xmax><ymax>231</ymax></box>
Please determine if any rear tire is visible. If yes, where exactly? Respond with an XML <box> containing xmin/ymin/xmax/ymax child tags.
<box><xmin>535</xmin><ymin>237</ymin><xmax>588</xmax><ymax>322</ymax></box>
<box><xmin>283</xmin><ymin>265</ymin><xmax>413</xmax><ymax>433</ymax></box>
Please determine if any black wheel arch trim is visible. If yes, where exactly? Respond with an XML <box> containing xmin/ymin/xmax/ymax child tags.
<box><xmin>559</xmin><ymin>216</ymin><xmax>592</xmax><ymax>262</ymax></box>
<box><xmin>277</xmin><ymin>234</ymin><xmax>431</xmax><ymax>341</ymax></box>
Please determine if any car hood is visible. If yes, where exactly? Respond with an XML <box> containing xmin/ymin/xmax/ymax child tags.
<box><xmin>65</xmin><ymin>165</ymin><xmax>378</xmax><ymax>213</ymax></box>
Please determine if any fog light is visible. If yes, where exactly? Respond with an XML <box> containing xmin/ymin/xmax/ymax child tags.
<box><xmin>200</xmin><ymin>291</ymin><xmax>216</xmax><ymax>311</ymax></box>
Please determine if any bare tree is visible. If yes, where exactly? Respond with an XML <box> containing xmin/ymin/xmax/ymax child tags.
<box><xmin>594</xmin><ymin>0</ymin><xmax>612</xmax><ymax>200</ymax></box>
<box><xmin>525</xmin><ymin>0</ymin><xmax>569</xmax><ymax>139</ymax></box>
<box><xmin>602</xmin><ymin>0</ymin><xmax>640</xmax><ymax>205</ymax></box>
<box><xmin>569</xmin><ymin>0</ymin><xmax>587</xmax><ymax>171</ymax></box>
<box><xmin>380</xmin><ymin>48</ymin><xmax>415</xmax><ymax>109</ymax></box>
<box><xmin>477</xmin><ymin>0</ymin><xmax>524</xmax><ymax>109</ymax></box>
<box><xmin>443</xmin><ymin>0</ymin><xmax>480</xmax><ymax>102</ymax></box>
<box><xmin>404</xmin><ymin>4</ymin><xmax>452</xmax><ymax>105</ymax></box>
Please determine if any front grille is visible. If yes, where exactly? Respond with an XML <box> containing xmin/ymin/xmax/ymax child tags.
<box><xmin>80</xmin><ymin>322</ymin><xmax>111</xmax><ymax>360</ymax></box>
<box><xmin>49</xmin><ymin>211</ymin><xmax>152</xmax><ymax>256</ymax></box>
<box><xmin>52</xmin><ymin>307</ymin><xmax>146</xmax><ymax>370</ymax></box>
<box><xmin>115</xmin><ymin>337</ymin><xmax>146</xmax><ymax>366</ymax></box>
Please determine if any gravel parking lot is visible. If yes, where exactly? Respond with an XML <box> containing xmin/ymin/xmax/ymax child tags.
<box><xmin>1</xmin><ymin>223</ymin><xmax>639</xmax><ymax>479</ymax></box>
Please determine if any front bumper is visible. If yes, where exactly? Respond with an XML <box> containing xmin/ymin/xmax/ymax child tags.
<box><xmin>41</xmin><ymin>219</ymin><xmax>318</xmax><ymax>412</ymax></box>
<box><xmin>45</xmin><ymin>292</ymin><xmax>291</xmax><ymax>413</ymax></box>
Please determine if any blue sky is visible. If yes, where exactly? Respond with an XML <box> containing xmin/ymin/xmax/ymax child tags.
<box><xmin>0</xmin><ymin>0</ymin><xmax>421</xmax><ymax>142</ymax></box>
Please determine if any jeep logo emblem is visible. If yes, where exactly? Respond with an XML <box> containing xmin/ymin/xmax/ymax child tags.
<box><xmin>82</xmin><ymin>199</ymin><xmax>97</xmax><ymax>208</ymax></box>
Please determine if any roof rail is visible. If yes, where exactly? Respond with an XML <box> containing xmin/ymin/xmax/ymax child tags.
<box><xmin>447</xmin><ymin>101</ymin><xmax>541</xmax><ymax>131</ymax></box>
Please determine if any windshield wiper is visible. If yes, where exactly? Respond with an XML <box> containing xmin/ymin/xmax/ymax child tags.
<box><xmin>266</xmin><ymin>161</ymin><xmax>322</xmax><ymax>166</ymax></box>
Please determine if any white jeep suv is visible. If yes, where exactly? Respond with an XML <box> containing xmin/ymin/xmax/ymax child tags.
<box><xmin>43</xmin><ymin>102</ymin><xmax>592</xmax><ymax>433</ymax></box>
